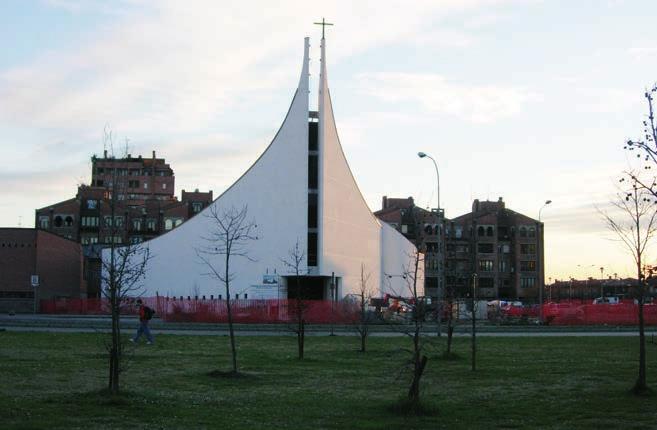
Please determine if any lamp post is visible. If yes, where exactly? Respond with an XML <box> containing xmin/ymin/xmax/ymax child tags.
<box><xmin>578</xmin><ymin>264</ymin><xmax>595</xmax><ymax>300</ymax></box>
<box><xmin>537</xmin><ymin>200</ymin><xmax>551</xmax><ymax>323</ymax></box>
<box><xmin>471</xmin><ymin>272</ymin><xmax>477</xmax><ymax>372</ymax></box>
<box><xmin>417</xmin><ymin>152</ymin><xmax>439</xmax><ymax>210</ymax></box>
<box><xmin>418</xmin><ymin>151</ymin><xmax>442</xmax><ymax>336</ymax></box>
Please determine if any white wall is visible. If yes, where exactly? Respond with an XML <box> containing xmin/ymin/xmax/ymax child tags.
<box><xmin>104</xmin><ymin>39</ymin><xmax>311</xmax><ymax>298</ymax></box>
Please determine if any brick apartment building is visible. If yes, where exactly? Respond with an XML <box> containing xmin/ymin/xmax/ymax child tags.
<box><xmin>375</xmin><ymin>196</ymin><xmax>545</xmax><ymax>301</ymax></box>
<box><xmin>35</xmin><ymin>150</ymin><xmax>213</xmax><ymax>297</ymax></box>
<box><xmin>374</xmin><ymin>196</ymin><xmax>445</xmax><ymax>300</ymax></box>
<box><xmin>0</xmin><ymin>228</ymin><xmax>85</xmax><ymax>312</ymax></box>
<box><xmin>445</xmin><ymin>198</ymin><xmax>545</xmax><ymax>301</ymax></box>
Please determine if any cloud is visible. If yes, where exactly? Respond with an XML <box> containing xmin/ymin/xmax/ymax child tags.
<box><xmin>629</xmin><ymin>46</ymin><xmax>657</xmax><ymax>61</ymax></box>
<box><xmin>357</xmin><ymin>72</ymin><xmax>538</xmax><ymax>123</ymax></box>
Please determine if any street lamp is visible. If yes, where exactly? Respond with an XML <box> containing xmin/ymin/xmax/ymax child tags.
<box><xmin>417</xmin><ymin>152</ymin><xmax>439</xmax><ymax>210</ymax></box>
<box><xmin>538</xmin><ymin>200</ymin><xmax>552</xmax><ymax>221</ymax></box>
<box><xmin>537</xmin><ymin>199</ymin><xmax>551</xmax><ymax>323</ymax></box>
<box><xmin>418</xmin><ymin>151</ymin><xmax>442</xmax><ymax>337</ymax></box>
<box><xmin>578</xmin><ymin>264</ymin><xmax>596</xmax><ymax>300</ymax></box>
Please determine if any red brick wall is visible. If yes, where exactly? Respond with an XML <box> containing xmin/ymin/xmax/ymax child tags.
<box><xmin>36</xmin><ymin>230</ymin><xmax>86</xmax><ymax>299</ymax></box>
<box><xmin>0</xmin><ymin>229</ymin><xmax>37</xmax><ymax>293</ymax></box>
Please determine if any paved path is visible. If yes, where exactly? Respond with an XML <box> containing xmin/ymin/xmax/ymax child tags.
<box><xmin>2</xmin><ymin>314</ymin><xmax>656</xmax><ymax>337</ymax></box>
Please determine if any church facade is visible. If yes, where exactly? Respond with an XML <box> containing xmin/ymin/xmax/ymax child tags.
<box><xmin>105</xmin><ymin>36</ymin><xmax>420</xmax><ymax>300</ymax></box>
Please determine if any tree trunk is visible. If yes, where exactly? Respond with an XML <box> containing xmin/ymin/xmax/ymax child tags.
<box><xmin>298</xmin><ymin>319</ymin><xmax>305</xmax><ymax>360</ymax></box>
<box><xmin>225</xmin><ymin>254</ymin><xmax>238</xmax><ymax>374</ymax></box>
<box><xmin>226</xmin><ymin>298</ymin><xmax>238</xmax><ymax>373</ymax></box>
<box><xmin>360</xmin><ymin>329</ymin><xmax>366</xmax><ymax>353</ymax></box>
<box><xmin>408</xmin><ymin>354</ymin><xmax>428</xmax><ymax>402</ymax></box>
<box><xmin>471</xmin><ymin>298</ymin><xmax>476</xmax><ymax>371</ymax></box>
<box><xmin>634</xmin><ymin>295</ymin><xmax>647</xmax><ymax>393</ymax></box>
<box><xmin>108</xmin><ymin>279</ymin><xmax>120</xmax><ymax>394</ymax></box>
<box><xmin>446</xmin><ymin>301</ymin><xmax>454</xmax><ymax>354</ymax></box>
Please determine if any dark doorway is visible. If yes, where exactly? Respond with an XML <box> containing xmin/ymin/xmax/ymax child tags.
<box><xmin>285</xmin><ymin>276</ymin><xmax>327</xmax><ymax>300</ymax></box>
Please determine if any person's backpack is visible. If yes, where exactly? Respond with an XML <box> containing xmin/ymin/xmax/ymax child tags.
<box><xmin>143</xmin><ymin>306</ymin><xmax>155</xmax><ymax>320</ymax></box>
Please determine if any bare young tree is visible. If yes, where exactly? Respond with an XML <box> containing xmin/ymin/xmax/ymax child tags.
<box><xmin>470</xmin><ymin>273</ymin><xmax>478</xmax><ymax>372</ymax></box>
<box><xmin>281</xmin><ymin>239</ymin><xmax>308</xmax><ymax>360</ymax></box>
<box><xmin>443</xmin><ymin>281</ymin><xmax>457</xmax><ymax>357</ymax></box>
<box><xmin>600</xmin><ymin>175</ymin><xmax>657</xmax><ymax>394</ymax></box>
<box><xmin>354</xmin><ymin>263</ymin><xmax>374</xmax><ymax>353</ymax></box>
<box><xmin>97</xmin><ymin>130</ymin><xmax>151</xmax><ymax>395</ymax></box>
<box><xmin>386</xmin><ymin>248</ymin><xmax>431</xmax><ymax>410</ymax></box>
<box><xmin>196</xmin><ymin>204</ymin><xmax>257</xmax><ymax>374</ymax></box>
<box><xmin>625</xmin><ymin>84</ymin><xmax>657</xmax><ymax>192</ymax></box>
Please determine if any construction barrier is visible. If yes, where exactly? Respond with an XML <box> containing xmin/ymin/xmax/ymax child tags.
<box><xmin>38</xmin><ymin>297</ymin><xmax>657</xmax><ymax>326</ymax></box>
<box><xmin>39</xmin><ymin>297</ymin><xmax>361</xmax><ymax>324</ymax></box>
<box><xmin>542</xmin><ymin>301</ymin><xmax>657</xmax><ymax>326</ymax></box>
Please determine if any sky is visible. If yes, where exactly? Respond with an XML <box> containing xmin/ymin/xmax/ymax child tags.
<box><xmin>2</xmin><ymin>0</ymin><xmax>657</xmax><ymax>282</ymax></box>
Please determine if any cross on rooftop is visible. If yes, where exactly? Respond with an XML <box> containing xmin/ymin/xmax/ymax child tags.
<box><xmin>313</xmin><ymin>18</ymin><xmax>333</xmax><ymax>39</ymax></box>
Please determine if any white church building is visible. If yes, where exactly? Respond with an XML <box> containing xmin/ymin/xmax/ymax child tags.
<box><xmin>107</xmin><ymin>35</ymin><xmax>420</xmax><ymax>300</ymax></box>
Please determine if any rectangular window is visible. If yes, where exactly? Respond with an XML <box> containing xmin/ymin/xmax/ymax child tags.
<box><xmin>521</xmin><ymin>277</ymin><xmax>536</xmax><ymax>288</ymax></box>
<box><xmin>401</xmin><ymin>225</ymin><xmax>408</xmax><ymax>234</ymax></box>
<box><xmin>478</xmin><ymin>278</ymin><xmax>494</xmax><ymax>288</ymax></box>
<box><xmin>147</xmin><ymin>219</ymin><xmax>156</xmax><ymax>231</ymax></box>
<box><xmin>144</xmin><ymin>182</ymin><xmax>148</xmax><ymax>190</ymax></box>
<box><xmin>454</xmin><ymin>226</ymin><xmax>462</xmax><ymax>238</ymax></box>
<box><xmin>162</xmin><ymin>183</ymin><xmax>167</xmax><ymax>190</ymax></box>
<box><xmin>115</xmin><ymin>216</ymin><xmax>124</xmax><ymax>227</ymax></box>
<box><xmin>520</xmin><ymin>244</ymin><xmax>536</xmax><ymax>255</ymax></box>
<box><xmin>87</xmin><ymin>199</ymin><xmax>97</xmax><ymax>209</ymax></box>
<box><xmin>308</xmin><ymin>155</ymin><xmax>318</xmax><ymax>189</ymax></box>
<box><xmin>308</xmin><ymin>193</ymin><xmax>318</xmax><ymax>229</ymax></box>
<box><xmin>128</xmin><ymin>180</ymin><xmax>140</xmax><ymax>188</ymax></box>
<box><xmin>307</xmin><ymin>232</ymin><xmax>318</xmax><ymax>266</ymax></box>
<box><xmin>39</xmin><ymin>216</ymin><xmax>49</xmax><ymax>229</ymax></box>
<box><xmin>478</xmin><ymin>260</ymin><xmax>494</xmax><ymax>271</ymax></box>
<box><xmin>308</xmin><ymin>121</ymin><xmax>318</xmax><ymax>151</ymax></box>
<box><xmin>104</xmin><ymin>216</ymin><xmax>113</xmax><ymax>227</ymax></box>
<box><xmin>192</xmin><ymin>202</ymin><xmax>202</xmax><ymax>213</ymax></box>
<box><xmin>520</xmin><ymin>261</ymin><xmax>536</xmax><ymax>271</ymax></box>
<box><xmin>499</xmin><ymin>260</ymin><xmax>507</xmax><ymax>273</ymax></box>
<box><xmin>477</xmin><ymin>243</ymin><xmax>494</xmax><ymax>253</ymax></box>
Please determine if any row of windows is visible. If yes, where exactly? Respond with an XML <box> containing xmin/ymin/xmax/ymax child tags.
<box><xmin>80</xmin><ymin>235</ymin><xmax>145</xmax><ymax>245</ymax></box>
<box><xmin>478</xmin><ymin>260</ymin><xmax>536</xmax><ymax>272</ymax></box>
<box><xmin>475</xmin><ymin>243</ymin><xmax>535</xmax><ymax>255</ymax></box>
<box><xmin>445</xmin><ymin>277</ymin><xmax>536</xmax><ymax>289</ymax></box>
<box><xmin>39</xmin><ymin>215</ymin><xmax>75</xmax><ymax>229</ymax></box>
<box><xmin>96</xmin><ymin>167</ymin><xmax>170</xmax><ymax>177</ymax></box>
<box><xmin>80</xmin><ymin>236</ymin><xmax>99</xmax><ymax>245</ymax></box>
<box><xmin>69</xmin><ymin>216</ymin><xmax>184</xmax><ymax>231</ymax></box>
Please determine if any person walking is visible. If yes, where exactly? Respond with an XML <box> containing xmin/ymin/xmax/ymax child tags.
<box><xmin>130</xmin><ymin>299</ymin><xmax>154</xmax><ymax>345</ymax></box>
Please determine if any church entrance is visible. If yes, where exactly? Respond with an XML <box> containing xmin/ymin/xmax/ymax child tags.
<box><xmin>284</xmin><ymin>276</ymin><xmax>335</xmax><ymax>300</ymax></box>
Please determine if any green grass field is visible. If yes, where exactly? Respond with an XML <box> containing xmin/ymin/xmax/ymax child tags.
<box><xmin>1</xmin><ymin>331</ymin><xmax>656</xmax><ymax>429</ymax></box>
